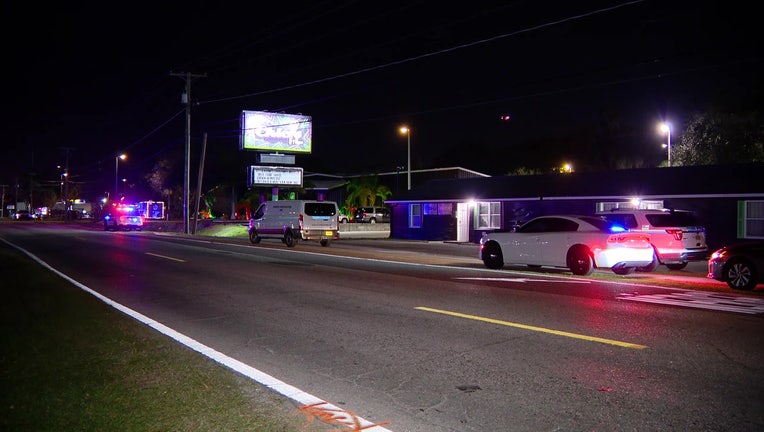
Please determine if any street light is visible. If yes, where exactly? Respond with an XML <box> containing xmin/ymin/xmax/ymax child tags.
<box><xmin>399</xmin><ymin>126</ymin><xmax>411</xmax><ymax>190</ymax></box>
<box><xmin>115</xmin><ymin>154</ymin><xmax>126</xmax><ymax>201</ymax></box>
<box><xmin>660</xmin><ymin>122</ymin><xmax>671</xmax><ymax>167</ymax></box>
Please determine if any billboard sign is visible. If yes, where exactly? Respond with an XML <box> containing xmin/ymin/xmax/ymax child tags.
<box><xmin>240</xmin><ymin>110</ymin><xmax>312</xmax><ymax>153</ymax></box>
<box><xmin>248</xmin><ymin>166</ymin><xmax>304</xmax><ymax>187</ymax></box>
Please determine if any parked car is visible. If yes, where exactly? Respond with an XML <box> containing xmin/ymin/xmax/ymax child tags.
<box><xmin>707</xmin><ymin>241</ymin><xmax>764</xmax><ymax>290</ymax></box>
<box><xmin>479</xmin><ymin>215</ymin><xmax>654</xmax><ymax>275</ymax></box>
<box><xmin>596</xmin><ymin>208</ymin><xmax>708</xmax><ymax>271</ymax></box>
<box><xmin>103</xmin><ymin>203</ymin><xmax>144</xmax><ymax>231</ymax></box>
<box><xmin>354</xmin><ymin>206</ymin><xmax>390</xmax><ymax>223</ymax></box>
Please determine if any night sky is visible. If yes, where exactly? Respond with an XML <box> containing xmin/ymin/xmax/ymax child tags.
<box><xmin>3</xmin><ymin>1</ymin><xmax>761</xmax><ymax>203</ymax></box>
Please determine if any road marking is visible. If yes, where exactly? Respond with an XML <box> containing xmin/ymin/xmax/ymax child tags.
<box><xmin>145</xmin><ymin>252</ymin><xmax>186</xmax><ymax>262</ymax></box>
<box><xmin>1</xmin><ymin>237</ymin><xmax>393</xmax><ymax>432</ymax></box>
<box><xmin>617</xmin><ymin>291</ymin><xmax>764</xmax><ymax>315</ymax></box>
<box><xmin>455</xmin><ymin>276</ymin><xmax>590</xmax><ymax>284</ymax></box>
<box><xmin>415</xmin><ymin>306</ymin><xmax>648</xmax><ymax>349</ymax></box>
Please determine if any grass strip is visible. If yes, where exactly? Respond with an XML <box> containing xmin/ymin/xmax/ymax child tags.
<box><xmin>0</xmin><ymin>246</ymin><xmax>332</xmax><ymax>431</ymax></box>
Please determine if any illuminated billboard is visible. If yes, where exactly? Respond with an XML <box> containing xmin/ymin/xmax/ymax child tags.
<box><xmin>240</xmin><ymin>110</ymin><xmax>312</xmax><ymax>153</ymax></box>
<box><xmin>248</xmin><ymin>166</ymin><xmax>304</xmax><ymax>187</ymax></box>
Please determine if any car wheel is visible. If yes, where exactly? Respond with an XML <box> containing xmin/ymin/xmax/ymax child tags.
<box><xmin>725</xmin><ymin>257</ymin><xmax>758</xmax><ymax>290</ymax></box>
<box><xmin>666</xmin><ymin>262</ymin><xmax>688</xmax><ymax>270</ymax></box>
<box><xmin>637</xmin><ymin>251</ymin><xmax>659</xmax><ymax>272</ymax></box>
<box><xmin>369</xmin><ymin>218</ymin><xmax>376</xmax><ymax>224</ymax></box>
<box><xmin>320</xmin><ymin>239</ymin><xmax>330</xmax><ymax>247</ymax></box>
<box><xmin>284</xmin><ymin>231</ymin><xmax>297</xmax><ymax>247</ymax></box>
<box><xmin>568</xmin><ymin>246</ymin><xmax>594</xmax><ymax>276</ymax></box>
<box><xmin>612</xmin><ymin>267</ymin><xmax>636</xmax><ymax>275</ymax></box>
<box><xmin>481</xmin><ymin>241</ymin><xmax>504</xmax><ymax>269</ymax></box>
<box><xmin>248</xmin><ymin>229</ymin><xmax>261</xmax><ymax>244</ymax></box>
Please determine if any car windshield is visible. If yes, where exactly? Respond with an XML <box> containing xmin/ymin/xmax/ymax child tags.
<box><xmin>579</xmin><ymin>216</ymin><xmax>619</xmax><ymax>232</ymax></box>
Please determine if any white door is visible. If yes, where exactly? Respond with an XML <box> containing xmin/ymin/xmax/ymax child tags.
<box><xmin>457</xmin><ymin>203</ymin><xmax>470</xmax><ymax>242</ymax></box>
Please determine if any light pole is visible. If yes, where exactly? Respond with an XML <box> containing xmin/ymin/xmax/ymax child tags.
<box><xmin>660</xmin><ymin>123</ymin><xmax>671</xmax><ymax>167</ymax></box>
<box><xmin>399</xmin><ymin>126</ymin><xmax>411</xmax><ymax>190</ymax></box>
<box><xmin>115</xmin><ymin>154</ymin><xmax>126</xmax><ymax>201</ymax></box>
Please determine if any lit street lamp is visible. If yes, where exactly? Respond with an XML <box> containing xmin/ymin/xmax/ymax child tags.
<box><xmin>660</xmin><ymin>123</ymin><xmax>671</xmax><ymax>167</ymax></box>
<box><xmin>115</xmin><ymin>154</ymin><xmax>126</xmax><ymax>201</ymax></box>
<box><xmin>399</xmin><ymin>126</ymin><xmax>411</xmax><ymax>190</ymax></box>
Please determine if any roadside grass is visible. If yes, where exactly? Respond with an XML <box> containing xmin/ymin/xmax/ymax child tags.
<box><xmin>0</xmin><ymin>247</ymin><xmax>332</xmax><ymax>432</ymax></box>
<box><xmin>197</xmin><ymin>223</ymin><xmax>249</xmax><ymax>238</ymax></box>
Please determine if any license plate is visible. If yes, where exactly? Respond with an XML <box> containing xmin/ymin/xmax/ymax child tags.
<box><xmin>325</xmin><ymin>231</ymin><xmax>333</xmax><ymax>236</ymax></box>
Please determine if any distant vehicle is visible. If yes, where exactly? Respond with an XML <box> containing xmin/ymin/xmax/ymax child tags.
<box><xmin>479</xmin><ymin>215</ymin><xmax>655</xmax><ymax>275</ymax></box>
<box><xmin>707</xmin><ymin>241</ymin><xmax>764</xmax><ymax>290</ymax></box>
<box><xmin>596</xmin><ymin>208</ymin><xmax>708</xmax><ymax>271</ymax></box>
<box><xmin>248</xmin><ymin>200</ymin><xmax>339</xmax><ymax>247</ymax></box>
<box><xmin>103</xmin><ymin>203</ymin><xmax>144</xmax><ymax>231</ymax></box>
<box><xmin>338</xmin><ymin>212</ymin><xmax>350</xmax><ymax>223</ymax></box>
<box><xmin>354</xmin><ymin>206</ymin><xmax>390</xmax><ymax>223</ymax></box>
<box><xmin>13</xmin><ymin>210</ymin><xmax>34</xmax><ymax>220</ymax></box>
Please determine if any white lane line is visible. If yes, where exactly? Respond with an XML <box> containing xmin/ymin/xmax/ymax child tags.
<box><xmin>1</xmin><ymin>238</ymin><xmax>393</xmax><ymax>432</ymax></box>
<box><xmin>617</xmin><ymin>291</ymin><xmax>764</xmax><ymax>315</ymax></box>
<box><xmin>455</xmin><ymin>276</ymin><xmax>591</xmax><ymax>284</ymax></box>
<box><xmin>145</xmin><ymin>252</ymin><xmax>186</xmax><ymax>262</ymax></box>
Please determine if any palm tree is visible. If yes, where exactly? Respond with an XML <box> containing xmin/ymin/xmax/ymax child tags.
<box><xmin>345</xmin><ymin>175</ymin><xmax>392</xmax><ymax>208</ymax></box>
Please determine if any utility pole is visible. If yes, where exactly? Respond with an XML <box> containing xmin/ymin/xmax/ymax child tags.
<box><xmin>0</xmin><ymin>184</ymin><xmax>7</xmax><ymax>218</ymax></box>
<box><xmin>171</xmin><ymin>71</ymin><xmax>206</xmax><ymax>235</ymax></box>
<box><xmin>61</xmin><ymin>147</ymin><xmax>73</xmax><ymax>220</ymax></box>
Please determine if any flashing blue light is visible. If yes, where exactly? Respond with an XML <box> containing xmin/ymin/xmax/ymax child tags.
<box><xmin>104</xmin><ymin>215</ymin><xmax>111</xmax><ymax>220</ymax></box>
<box><xmin>609</xmin><ymin>224</ymin><xmax>627</xmax><ymax>233</ymax></box>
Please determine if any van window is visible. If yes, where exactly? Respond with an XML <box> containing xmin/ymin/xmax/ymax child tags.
<box><xmin>304</xmin><ymin>203</ymin><xmax>337</xmax><ymax>217</ymax></box>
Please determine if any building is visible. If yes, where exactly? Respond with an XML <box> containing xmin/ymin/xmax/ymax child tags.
<box><xmin>385</xmin><ymin>163</ymin><xmax>764</xmax><ymax>250</ymax></box>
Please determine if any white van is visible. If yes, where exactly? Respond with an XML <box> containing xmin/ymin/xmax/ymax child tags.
<box><xmin>248</xmin><ymin>200</ymin><xmax>339</xmax><ymax>247</ymax></box>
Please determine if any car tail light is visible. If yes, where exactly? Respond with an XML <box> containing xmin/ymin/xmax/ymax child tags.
<box><xmin>299</xmin><ymin>214</ymin><xmax>304</xmax><ymax>229</ymax></box>
<box><xmin>665</xmin><ymin>229</ymin><xmax>683</xmax><ymax>240</ymax></box>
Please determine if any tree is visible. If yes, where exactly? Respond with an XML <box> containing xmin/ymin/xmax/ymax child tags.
<box><xmin>345</xmin><ymin>175</ymin><xmax>392</xmax><ymax>208</ymax></box>
<box><xmin>673</xmin><ymin>112</ymin><xmax>764</xmax><ymax>166</ymax></box>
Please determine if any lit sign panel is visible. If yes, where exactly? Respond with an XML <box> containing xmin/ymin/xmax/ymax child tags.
<box><xmin>240</xmin><ymin>110</ymin><xmax>312</xmax><ymax>153</ymax></box>
<box><xmin>248</xmin><ymin>166</ymin><xmax>304</xmax><ymax>187</ymax></box>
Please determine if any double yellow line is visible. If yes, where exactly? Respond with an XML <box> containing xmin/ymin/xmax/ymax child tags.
<box><xmin>415</xmin><ymin>306</ymin><xmax>648</xmax><ymax>349</ymax></box>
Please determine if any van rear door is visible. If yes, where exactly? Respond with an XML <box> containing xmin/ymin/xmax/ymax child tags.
<box><xmin>303</xmin><ymin>202</ymin><xmax>338</xmax><ymax>230</ymax></box>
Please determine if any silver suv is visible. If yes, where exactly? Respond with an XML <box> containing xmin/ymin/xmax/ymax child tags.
<box><xmin>596</xmin><ymin>208</ymin><xmax>708</xmax><ymax>271</ymax></box>
<box><xmin>354</xmin><ymin>206</ymin><xmax>390</xmax><ymax>223</ymax></box>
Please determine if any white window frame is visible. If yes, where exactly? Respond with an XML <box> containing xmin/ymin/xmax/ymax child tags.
<box><xmin>741</xmin><ymin>200</ymin><xmax>764</xmax><ymax>239</ymax></box>
<box><xmin>409</xmin><ymin>203</ymin><xmax>422</xmax><ymax>228</ymax></box>
<box><xmin>475</xmin><ymin>201</ymin><xmax>501</xmax><ymax>229</ymax></box>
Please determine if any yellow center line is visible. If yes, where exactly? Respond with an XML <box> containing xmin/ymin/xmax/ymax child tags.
<box><xmin>145</xmin><ymin>252</ymin><xmax>186</xmax><ymax>263</ymax></box>
<box><xmin>415</xmin><ymin>306</ymin><xmax>648</xmax><ymax>349</ymax></box>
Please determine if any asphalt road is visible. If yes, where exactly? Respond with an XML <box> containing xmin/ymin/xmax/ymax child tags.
<box><xmin>2</xmin><ymin>223</ymin><xmax>762</xmax><ymax>431</ymax></box>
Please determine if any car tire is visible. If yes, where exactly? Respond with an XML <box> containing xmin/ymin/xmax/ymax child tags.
<box><xmin>637</xmin><ymin>251</ymin><xmax>659</xmax><ymax>272</ymax></box>
<box><xmin>725</xmin><ymin>257</ymin><xmax>758</xmax><ymax>290</ymax></box>
<box><xmin>320</xmin><ymin>239</ymin><xmax>330</xmax><ymax>247</ymax></box>
<box><xmin>369</xmin><ymin>218</ymin><xmax>376</xmax><ymax>224</ymax></box>
<box><xmin>481</xmin><ymin>241</ymin><xmax>504</xmax><ymax>269</ymax></box>
<box><xmin>284</xmin><ymin>231</ymin><xmax>297</xmax><ymax>247</ymax></box>
<box><xmin>666</xmin><ymin>262</ymin><xmax>688</xmax><ymax>271</ymax></box>
<box><xmin>612</xmin><ymin>267</ymin><xmax>636</xmax><ymax>275</ymax></box>
<box><xmin>248</xmin><ymin>229</ymin><xmax>261</xmax><ymax>244</ymax></box>
<box><xmin>568</xmin><ymin>246</ymin><xmax>594</xmax><ymax>276</ymax></box>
